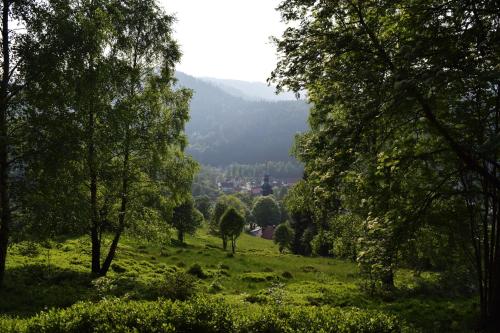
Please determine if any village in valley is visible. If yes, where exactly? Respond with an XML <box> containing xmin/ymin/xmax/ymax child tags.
<box><xmin>217</xmin><ymin>174</ymin><xmax>300</xmax><ymax>240</ymax></box>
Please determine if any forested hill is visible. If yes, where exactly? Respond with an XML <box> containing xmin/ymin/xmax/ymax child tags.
<box><xmin>175</xmin><ymin>72</ymin><xmax>309</xmax><ymax>166</ymax></box>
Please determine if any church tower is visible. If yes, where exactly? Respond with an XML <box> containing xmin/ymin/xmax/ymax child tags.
<box><xmin>261</xmin><ymin>174</ymin><xmax>273</xmax><ymax>196</ymax></box>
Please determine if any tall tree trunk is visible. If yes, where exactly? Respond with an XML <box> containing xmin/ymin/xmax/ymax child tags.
<box><xmin>0</xmin><ymin>0</ymin><xmax>11</xmax><ymax>288</ymax></box>
<box><xmin>88</xmin><ymin>102</ymin><xmax>101</xmax><ymax>275</ymax></box>
<box><xmin>481</xmin><ymin>86</ymin><xmax>500</xmax><ymax>331</ymax></box>
<box><xmin>222</xmin><ymin>235</ymin><xmax>227</xmax><ymax>250</ymax></box>
<box><xmin>99</xmin><ymin>134</ymin><xmax>130</xmax><ymax>276</ymax></box>
<box><xmin>99</xmin><ymin>225</ymin><xmax>123</xmax><ymax>276</ymax></box>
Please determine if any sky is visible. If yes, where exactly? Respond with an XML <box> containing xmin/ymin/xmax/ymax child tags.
<box><xmin>159</xmin><ymin>0</ymin><xmax>285</xmax><ymax>83</ymax></box>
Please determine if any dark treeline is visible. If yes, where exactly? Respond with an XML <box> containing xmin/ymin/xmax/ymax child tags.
<box><xmin>0</xmin><ymin>0</ymin><xmax>196</xmax><ymax>284</ymax></box>
<box><xmin>271</xmin><ymin>0</ymin><xmax>500</xmax><ymax>330</ymax></box>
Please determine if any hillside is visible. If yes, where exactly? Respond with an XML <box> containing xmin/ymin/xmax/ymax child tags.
<box><xmin>176</xmin><ymin>72</ymin><xmax>309</xmax><ymax>166</ymax></box>
<box><xmin>0</xmin><ymin>228</ymin><xmax>475</xmax><ymax>332</ymax></box>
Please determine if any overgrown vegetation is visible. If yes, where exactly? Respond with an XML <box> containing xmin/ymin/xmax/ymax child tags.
<box><xmin>0</xmin><ymin>229</ymin><xmax>477</xmax><ymax>332</ymax></box>
<box><xmin>0</xmin><ymin>296</ymin><xmax>405</xmax><ymax>333</ymax></box>
<box><xmin>271</xmin><ymin>0</ymin><xmax>499</xmax><ymax>330</ymax></box>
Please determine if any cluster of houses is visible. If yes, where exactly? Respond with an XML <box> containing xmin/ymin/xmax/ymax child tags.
<box><xmin>217</xmin><ymin>174</ymin><xmax>300</xmax><ymax>196</ymax></box>
<box><xmin>220</xmin><ymin>174</ymin><xmax>297</xmax><ymax>241</ymax></box>
<box><xmin>249</xmin><ymin>225</ymin><xmax>276</xmax><ymax>240</ymax></box>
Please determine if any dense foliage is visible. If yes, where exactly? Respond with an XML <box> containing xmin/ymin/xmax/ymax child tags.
<box><xmin>0</xmin><ymin>0</ymin><xmax>196</xmax><ymax>283</ymax></box>
<box><xmin>273</xmin><ymin>223</ymin><xmax>294</xmax><ymax>254</ymax></box>
<box><xmin>171</xmin><ymin>199</ymin><xmax>203</xmax><ymax>243</ymax></box>
<box><xmin>0</xmin><ymin>297</ymin><xmax>405</xmax><ymax>333</ymax></box>
<box><xmin>251</xmin><ymin>196</ymin><xmax>281</xmax><ymax>228</ymax></box>
<box><xmin>271</xmin><ymin>0</ymin><xmax>500</xmax><ymax>329</ymax></box>
<box><xmin>219</xmin><ymin>208</ymin><xmax>245</xmax><ymax>254</ymax></box>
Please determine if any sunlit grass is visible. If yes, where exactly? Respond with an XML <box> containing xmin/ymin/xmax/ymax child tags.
<box><xmin>1</xmin><ymin>224</ymin><xmax>477</xmax><ymax>332</ymax></box>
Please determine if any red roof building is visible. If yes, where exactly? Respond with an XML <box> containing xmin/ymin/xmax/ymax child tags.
<box><xmin>261</xmin><ymin>225</ymin><xmax>276</xmax><ymax>240</ymax></box>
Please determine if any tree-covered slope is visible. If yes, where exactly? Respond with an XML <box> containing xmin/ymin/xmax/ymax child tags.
<box><xmin>176</xmin><ymin>72</ymin><xmax>309</xmax><ymax>166</ymax></box>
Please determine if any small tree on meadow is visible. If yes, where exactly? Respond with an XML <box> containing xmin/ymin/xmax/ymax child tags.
<box><xmin>172</xmin><ymin>199</ymin><xmax>203</xmax><ymax>243</ymax></box>
<box><xmin>195</xmin><ymin>195</ymin><xmax>212</xmax><ymax>220</ymax></box>
<box><xmin>220</xmin><ymin>208</ymin><xmax>245</xmax><ymax>254</ymax></box>
<box><xmin>210</xmin><ymin>195</ymin><xmax>248</xmax><ymax>249</ymax></box>
<box><xmin>273</xmin><ymin>222</ymin><xmax>294</xmax><ymax>254</ymax></box>
<box><xmin>251</xmin><ymin>196</ymin><xmax>281</xmax><ymax>227</ymax></box>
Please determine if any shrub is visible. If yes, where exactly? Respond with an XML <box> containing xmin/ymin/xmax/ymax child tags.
<box><xmin>311</xmin><ymin>229</ymin><xmax>335</xmax><ymax>257</ymax></box>
<box><xmin>218</xmin><ymin>263</ymin><xmax>230</xmax><ymax>270</ymax></box>
<box><xmin>15</xmin><ymin>241</ymin><xmax>40</xmax><ymax>257</ymax></box>
<box><xmin>186</xmin><ymin>263</ymin><xmax>207</xmax><ymax>279</ymax></box>
<box><xmin>91</xmin><ymin>276</ymin><xmax>138</xmax><ymax>300</ymax></box>
<box><xmin>244</xmin><ymin>293</ymin><xmax>269</xmax><ymax>304</ymax></box>
<box><xmin>160</xmin><ymin>247</ymin><xmax>170</xmax><ymax>257</ymax></box>
<box><xmin>273</xmin><ymin>222</ymin><xmax>294</xmax><ymax>253</ymax></box>
<box><xmin>241</xmin><ymin>272</ymin><xmax>276</xmax><ymax>282</ymax></box>
<box><xmin>111</xmin><ymin>263</ymin><xmax>126</xmax><ymax>273</ymax></box>
<box><xmin>282</xmin><ymin>271</ymin><xmax>293</xmax><ymax>279</ymax></box>
<box><xmin>155</xmin><ymin>271</ymin><xmax>197</xmax><ymax>301</ymax></box>
<box><xmin>7</xmin><ymin>297</ymin><xmax>405</xmax><ymax>332</ymax></box>
<box><xmin>218</xmin><ymin>270</ymin><xmax>230</xmax><ymax>277</ymax></box>
<box><xmin>208</xmin><ymin>280</ymin><xmax>224</xmax><ymax>293</ymax></box>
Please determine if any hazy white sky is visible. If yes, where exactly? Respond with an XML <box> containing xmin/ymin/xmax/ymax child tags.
<box><xmin>159</xmin><ymin>0</ymin><xmax>284</xmax><ymax>82</ymax></box>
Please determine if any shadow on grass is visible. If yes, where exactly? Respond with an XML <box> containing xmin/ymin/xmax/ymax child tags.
<box><xmin>0</xmin><ymin>264</ymin><xmax>93</xmax><ymax>317</ymax></box>
<box><xmin>0</xmin><ymin>263</ymin><xmax>200</xmax><ymax>318</ymax></box>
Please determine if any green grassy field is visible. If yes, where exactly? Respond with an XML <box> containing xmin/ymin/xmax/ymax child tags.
<box><xmin>0</xmin><ymin>226</ymin><xmax>477</xmax><ymax>332</ymax></box>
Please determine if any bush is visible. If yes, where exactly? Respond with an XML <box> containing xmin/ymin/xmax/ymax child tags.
<box><xmin>152</xmin><ymin>271</ymin><xmax>197</xmax><ymax>301</ymax></box>
<box><xmin>160</xmin><ymin>248</ymin><xmax>170</xmax><ymax>257</ymax></box>
<box><xmin>218</xmin><ymin>263</ymin><xmax>230</xmax><ymax>270</ymax></box>
<box><xmin>273</xmin><ymin>223</ymin><xmax>294</xmax><ymax>253</ymax></box>
<box><xmin>14</xmin><ymin>241</ymin><xmax>40</xmax><ymax>257</ymax></box>
<box><xmin>0</xmin><ymin>297</ymin><xmax>406</xmax><ymax>333</ymax></box>
<box><xmin>244</xmin><ymin>293</ymin><xmax>269</xmax><ymax>304</ymax></box>
<box><xmin>282</xmin><ymin>271</ymin><xmax>293</xmax><ymax>279</ymax></box>
<box><xmin>311</xmin><ymin>229</ymin><xmax>335</xmax><ymax>257</ymax></box>
<box><xmin>208</xmin><ymin>280</ymin><xmax>224</xmax><ymax>294</ymax></box>
<box><xmin>186</xmin><ymin>263</ymin><xmax>207</xmax><ymax>279</ymax></box>
<box><xmin>111</xmin><ymin>263</ymin><xmax>126</xmax><ymax>273</ymax></box>
<box><xmin>241</xmin><ymin>272</ymin><xmax>277</xmax><ymax>282</ymax></box>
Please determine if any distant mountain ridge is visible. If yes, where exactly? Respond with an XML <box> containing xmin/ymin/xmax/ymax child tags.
<box><xmin>175</xmin><ymin>72</ymin><xmax>309</xmax><ymax>166</ymax></box>
<box><xmin>200</xmin><ymin>77</ymin><xmax>299</xmax><ymax>102</ymax></box>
